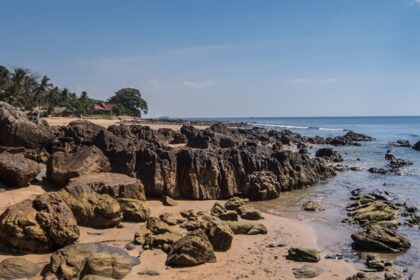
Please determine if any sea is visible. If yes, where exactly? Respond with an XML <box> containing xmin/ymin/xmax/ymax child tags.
<box><xmin>191</xmin><ymin>116</ymin><xmax>420</xmax><ymax>275</ymax></box>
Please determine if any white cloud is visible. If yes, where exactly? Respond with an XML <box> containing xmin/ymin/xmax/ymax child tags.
<box><xmin>148</xmin><ymin>79</ymin><xmax>215</xmax><ymax>90</ymax></box>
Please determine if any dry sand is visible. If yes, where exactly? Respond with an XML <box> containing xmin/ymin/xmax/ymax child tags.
<box><xmin>0</xmin><ymin>184</ymin><xmax>359</xmax><ymax>280</ymax></box>
<box><xmin>43</xmin><ymin>117</ymin><xmax>208</xmax><ymax>131</ymax></box>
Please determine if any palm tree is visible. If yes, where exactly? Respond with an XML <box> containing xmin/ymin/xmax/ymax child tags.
<box><xmin>34</xmin><ymin>75</ymin><xmax>52</xmax><ymax>106</ymax></box>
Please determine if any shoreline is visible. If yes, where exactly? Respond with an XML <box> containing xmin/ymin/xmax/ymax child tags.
<box><xmin>0</xmin><ymin>186</ymin><xmax>359</xmax><ymax>279</ymax></box>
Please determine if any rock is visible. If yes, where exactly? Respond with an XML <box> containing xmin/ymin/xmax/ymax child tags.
<box><xmin>226</xmin><ymin>221</ymin><xmax>267</xmax><ymax>235</ymax></box>
<box><xmin>384</xmin><ymin>270</ymin><xmax>403</xmax><ymax>280</ymax></box>
<box><xmin>134</xmin><ymin>228</ymin><xmax>152</xmax><ymax>245</ymax></box>
<box><xmin>159</xmin><ymin>212</ymin><xmax>184</xmax><ymax>226</ymax></box>
<box><xmin>236</xmin><ymin>205</ymin><xmax>263</xmax><ymax>220</ymax></box>
<box><xmin>63</xmin><ymin>120</ymin><xmax>105</xmax><ymax>145</ymax></box>
<box><xmin>166</xmin><ymin>230</ymin><xmax>216</xmax><ymax>267</ymax></box>
<box><xmin>0</xmin><ymin>192</ymin><xmax>79</xmax><ymax>252</ymax></box>
<box><xmin>266</xmin><ymin>242</ymin><xmax>287</xmax><ymax>248</ymax></box>
<box><xmin>343</xmin><ymin>131</ymin><xmax>375</xmax><ymax>142</ymax></box>
<box><xmin>368</xmin><ymin>167</ymin><xmax>389</xmax><ymax>175</ymax></box>
<box><xmin>292</xmin><ymin>265</ymin><xmax>323</xmax><ymax>278</ymax></box>
<box><xmin>125</xmin><ymin>242</ymin><xmax>136</xmax><ymax>251</ymax></box>
<box><xmin>143</xmin><ymin>231</ymin><xmax>182</xmax><ymax>253</ymax></box>
<box><xmin>315</xmin><ymin>148</ymin><xmax>344</xmax><ymax>162</ymax></box>
<box><xmin>351</xmin><ymin>225</ymin><xmax>411</xmax><ymax>252</ymax></box>
<box><xmin>286</xmin><ymin>248</ymin><xmax>320</xmax><ymax>262</ymax></box>
<box><xmin>245</xmin><ymin>171</ymin><xmax>280</xmax><ymax>200</ymax></box>
<box><xmin>179</xmin><ymin>209</ymin><xmax>199</xmax><ymax>220</ymax></box>
<box><xmin>66</xmin><ymin>172</ymin><xmax>146</xmax><ymax>201</ymax></box>
<box><xmin>0</xmin><ymin>151</ymin><xmax>40</xmax><ymax>187</ymax></box>
<box><xmin>389</xmin><ymin>139</ymin><xmax>410</xmax><ymax>148</ymax></box>
<box><xmin>59</xmin><ymin>186</ymin><xmax>122</xmax><ymax>229</ymax></box>
<box><xmin>0</xmin><ymin>102</ymin><xmax>54</xmax><ymax>148</ymax></box>
<box><xmin>347</xmin><ymin>199</ymin><xmax>399</xmax><ymax>227</ymax></box>
<box><xmin>210</xmin><ymin>202</ymin><xmax>238</xmax><ymax>221</ymax></box>
<box><xmin>50</xmin><ymin>243</ymin><xmax>139</xmax><ymax>279</ymax></box>
<box><xmin>225</xmin><ymin>197</ymin><xmax>249</xmax><ymax>211</ymax></box>
<box><xmin>146</xmin><ymin>217</ymin><xmax>180</xmax><ymax>235</ymax></box>
<box><xmin>346</xmin><ymin>272</ymin><xmax>379</xmax><ymax>280</ymax></box>
<box><xmin>162</xmin><ymin>195</ymin><xmax>177</xmax><ymax>206</ymax></box>
<box><xmin>365</xmin><ymin>254</ymin><xmax>392</xmax><ymax>271</ymax></box>
<box><xmin>138</xmin><ymin>270</ymin><xmax>161</xmax><ymax>276</ymax></box>
<box><xmin>47</xmin><ymin>146</ymin><xmax>111</xmax><ymax>186</ymax></box>
<box><xmin>412</xmin><ymin>140</ymin><xmax>420</xmax><ymax>151</ymax></box>
<box><xmin>205</xmin><ymin>221</ymin><xmax>234</xmax><ymax>251</ymax></box>
<box><xmin>119</xmin><ymin>198</ymin><xmax>150</xmax><ymax>222</ymax></box>
<box><xmin>302</xmin><ymin>200</ymin><xmax>324</xmax><ymax>212</ymax></box>
<box><xmin>0</xmin><ymin>258</ymin><xmax>40</xmax><ymax>279</ymax></box>
<box><xmin>388</xmin><ymin>158</ymin><xmax>413</xmax><ymax>169</ymax></box>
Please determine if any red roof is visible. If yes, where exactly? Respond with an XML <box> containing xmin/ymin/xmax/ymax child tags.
<box><xmin>94</xmin><ymin>103</ymin><xmax>115</xmax><ymax>112</ymax></box>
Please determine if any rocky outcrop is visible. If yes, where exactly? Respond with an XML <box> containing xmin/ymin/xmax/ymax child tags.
<box><xmin>47</xmin><ymin>146</ymin><xmax>111</xmax><ymax>187</ymax></box>
<box><xmin>351</xmin><ymin>225</ymin><xmax>411</xmax><ymax>252</ymax></box>
<box><xmin>0</xmin><ymin>258</ymin><xmax>40</xmax><ymax>279</ymax></box>
<box><xmin>0</xmin><ymin>151</ymin><xmax>40</xmax><ymax>187</ymax></box>
<box><xmin>0</xmin><ymin>193</ymin><xmax>79</xmax><ymax>252</ymax></box>
<box><xmin>49</xmin><ymin>243</ymin><xmax>140</xmax><ymax>279</ymax></box>
<box><xmin>315</xmin><ymin>148</ymin><xmax>343</xmax><ymax>162</ymax></box>
<box><xmin>413</xmin><ymin>140</ymin><xmax>420</xmax><ymax>151</ymax></box>
<box><xmin>166</xmin><ymin>230</ymin><xmax>216</xmax><ymax>267</ymax></box>
<box><xmin>0</xmin><ymin>101</ymin><xmax>54</xmax><ymax>148</ymax></box>
<box><xmin>62</xmin><ymin>120</ymin><xmax>105</xmax><ymax>145</ymax></box>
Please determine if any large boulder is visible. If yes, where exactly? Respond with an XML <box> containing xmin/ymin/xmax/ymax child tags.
<box><xmin>347</xmin><ymin>199</ymin><xmax>399</xmax><ymax>227</ymax></box>
<box><xmin>0</xmin><ymin>151</ymin><xmax>40</xmax><ymax>187</ymax></box>
<box><xmin>0</xmin><ymin>102</ymin><xmax>54</xmax><ymax>148</ymax></box>
<box><xmin>315</xmin><ymin>148</ymin><xmax>344</xmax><ymax>162</ymax></box>
<box><xmin>50</xmin><ymin>243</ymin><xmax>140</xmax><ymax>279</ymax></box>
<box><xmin>413</xmin><ymin>141</ymin><xmax>420</xmax><ymax>151</ymax></box>
<box><xmin>0</xmin><ymin>258</ymin><xmax>40</xmax><ymax>279</ymax></box>
<box><xmin>245</xmin><ymin>171</ymin><xmax>280</xmax><ymax>200</ymax></box>
<box><xmin>0</xmin><ymin>193</ymin><xmax>79</xmax><ymax>252</ymax></box>
<box><xmin>59</xmin><ymin>186</ymin><xmax>122</xmax><ymax>229</ymax></box>
<box><xmin>47</xmin><ymin>146</ymin><xmax>111</xmax><ymax>186</ymax></box>
<box><xmin>205</xmin><ymin>221</ymin><xmax>234</xmax><ymax>251</ymax></box>
<box><xmin>351</xmin><ymin>225</ymin><xmax>411</xmax><ymax>253</ymax></box>
<box><xmin>62</xmin><ymin>120</ymin><xmax>105</xmax><ymax>145</ymax></box>
<box><xmin>166</xmin><ymin>230</ymin><xmax>216</xmax><ymax>267</ymax></box>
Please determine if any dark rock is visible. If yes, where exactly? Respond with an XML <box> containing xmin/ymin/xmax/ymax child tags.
<box><xmin>205</xmin><ymin>221</ymin><xmax>234</xmax><ymax>251</ymax></box>
<box><xmin>63</xmin><ymin>120</ymin><xmax>105</xmax><ymax>145</ymax></box>
<box><xmin>292</xmin><ymin>265</ymin><xmax>323</xmax><ymax>278</ymax></box>
<box><xmin>351</xmin><ymin>225</ymin><xmax>411</xmax><ymax>252</ymax></box>
<box><xmin>389</xmin><ymin>139</ymin><xmax>410</xmax><ymax>148</ymax></box>
<box><xmin>245</xmin><ymin>171</ymin><xmax>280</xmax><ymax>200</ymax></box>
<box><xmin>47</xmin><ymin>146</ymin><xmax>111</xmax><ymax>187</ymax></box>
<box><xmin>346</xmin><ymin>272</ymin><xmax>378</xmax><ymax>280</ymax></box>
<box><xmin>0</xmin><ymin>193</ymin><xmax>79</xmax><ymax>252</ymax></box>
<box><xmin>225</xmin><ymin>197</ymin><xmax>249</xmax><ymax>211</ymax></box>
<box><xmin>166</xmin><ymin>230</ymin><xmax>216</xmax><ymax>267</ymax></box>
<box><xmin>0</xmin><ymin>102</ymin><xmax>54</xmax><ymax>148</ymax></box>
<box><xmin>412</xmin><ymin>141</ymin><xmax>420</xmax><ymax>151</ymax></box>
<box><xmin>315</xmin><ymin>148</ymin><xmax>344</xmax><ymax>162</ymax></box>
<box><xmin>343</xmin><ymin>131</ymin><xmax>375</xmax><ymax>142</ymax></box>
<box><xmin>368</xmin><ymin>167</ymin><xmax>389</xmax><ymax>175</ymax></box>
<box><xmin>365</xmin><ymin>254</ymin><xmax>392</xmax><ymax>271</ymax></box>
<box><xmin>50</xmin><ymin>243</ymin><xmax>139</xmax><ymax>279</ymax></box>
<box><xmin>286</xmin><ymin>247</ymin><xmax>320</xmax><ymax>262</ymax></box>
<box><xmin>266</xmin><ymin>242</ymin><xmax>287</xmax><ymax>248</ymax></box>
<box><xmin>0</xmin><ymin>151</ymin><xmax>40</xmax><ymax>187</ymax></box>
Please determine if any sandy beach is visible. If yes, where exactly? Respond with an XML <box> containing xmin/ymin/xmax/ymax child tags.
<box><xmin>0</xmin><ymin>184</ymin><xmax>359</xmax><ymax>280</ymax></box>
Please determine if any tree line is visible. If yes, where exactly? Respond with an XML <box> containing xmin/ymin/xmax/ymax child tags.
<box><xmin>0</xmin><ymin>65</ymin><xmax>148</xmax><ymax>117</ymax></box>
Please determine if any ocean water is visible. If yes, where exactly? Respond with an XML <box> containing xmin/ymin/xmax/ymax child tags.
<box><xmin>195</xmin><ymin>116</ymin><xmax>420</xmax><ymax>274</ymax></box>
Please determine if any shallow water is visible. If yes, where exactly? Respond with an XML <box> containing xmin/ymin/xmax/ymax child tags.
<box><xmin>197</xmin><ymin>116</ymin><xmax>420</xmax><ymax>275</ymax></box>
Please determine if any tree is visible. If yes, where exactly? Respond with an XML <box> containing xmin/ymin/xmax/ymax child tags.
<box><xmin>108</xmin><ymin>88</ymin><xmax>148</xmax><ymax>116</ymax></box>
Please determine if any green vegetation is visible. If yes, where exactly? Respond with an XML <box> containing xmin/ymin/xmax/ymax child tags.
<box><xmin>0</xmin><ymin>65</ymin><xmax>148</xmax><ymax>117</ymax></box>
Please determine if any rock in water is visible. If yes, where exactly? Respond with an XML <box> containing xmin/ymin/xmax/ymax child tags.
<box><xmin>315</xmin><ymin>148</ymin><xmax>344</xmax><ymax>162</ymax></box>
<box><xmin>0</xmin><ymin>193</ymin><xmax>79</xmax><ymax>252</ymax></box>
<box><xmin>286</xmin><ymin>248</ymin><xmax>320</xmax><ymax>262</ymax></box>
<box><xmin>0</xmin><ymin>258</ymin><xmax>40</xmax><ymax>279</ymax></box>
<box><xmin>292</xmin><ymin>265</ymin><xmax>323</xmax><ymax>278</ymax></box>
<box><xmin>50</xmin><ymin>243</ymin><xmax>139</xmax><ymax>279</ymax></box>
<box><xmin>47</xmin><ymin>146</ymin><xmax>111</xmax><ymax>186</ymax></box>
<box><xmin>302</xmin><ymin>200</ymin><xmax>324</xmax><ymax>212</ymax></box>
<box><xmin>205</xmin><ymin>221</ymin><xmax>234</xmax><ymax>251</ymax></box>
<box><xmin>351</xmin><ymin>225</ymin><xmax>411</xmax><ymax>252</ymax></box>
<box><xmin>412</xmin><ymin>140</ymin><xmax>420</xmax><ymax>151</ymax></box>
<box><xmin>346</xmin><ymin>272</ymin><xmax>379</xmax><ymax>280</ymax></box>
<box><xmin>0</xmin><ymin>102</ymin><xmax>54</xmax><ymax>148</ymax></box>
<box><xmin>0</xmin><ymin>151</ymin><xmax>40</xmax><ymax>187</ymax></box>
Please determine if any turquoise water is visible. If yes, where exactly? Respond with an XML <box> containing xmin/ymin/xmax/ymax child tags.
<box><xmin>194</xmin><ymin>116</ymin><xmax>420</xmax><ymax>274</ymax></box>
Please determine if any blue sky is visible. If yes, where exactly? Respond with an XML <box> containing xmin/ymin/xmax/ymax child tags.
<box><xmin>1</xmin><ymin>0</ymin><xmax>420</xmax><ymax>117</ymax></box>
